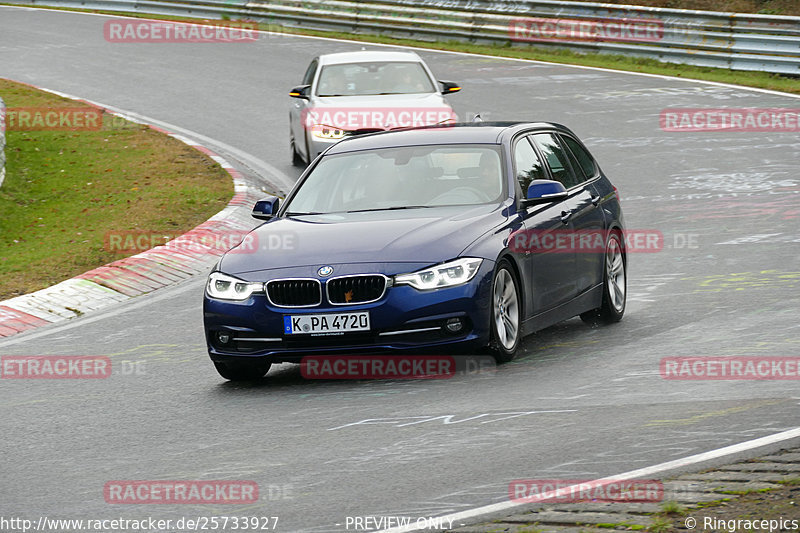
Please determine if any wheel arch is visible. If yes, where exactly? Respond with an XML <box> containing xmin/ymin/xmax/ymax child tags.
<box><xmin>494</xmin><ymin>251</ymin><xmax>526</xmax><ymax>321</ymax></box>
<box><xmin>607</xmin><ymin>224</ymin><xmax>628</xmax><ymax>266</ymax></box>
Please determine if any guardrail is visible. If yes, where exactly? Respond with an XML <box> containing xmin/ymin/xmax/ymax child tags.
<box><xmin>0</xmin><ymin>96</ymin><xmax>6</xmax><ymax>188</ymax></box>
<box><xmin>10</xmin><ymin>0</ymin><xmax>800</xmax><ymax>75</ymax></box>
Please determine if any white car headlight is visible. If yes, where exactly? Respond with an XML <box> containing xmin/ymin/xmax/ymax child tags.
<box><xmin>311</xmin><ymin>124</ymin><xmax>347</xmax><ymax>140</ymax></box>
<box><xmin>394</xmin><ymin>258</ymin><xmax>483</xmax><ymax>290</ymax></box>
<box><xmin>206</xmin><ymin>272</ymin><xmax>264</xmax><ymax>301</ymax></box>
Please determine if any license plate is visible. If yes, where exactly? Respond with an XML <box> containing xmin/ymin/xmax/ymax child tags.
<box><xmin>284</xmin><ymin>312</ymin><xmax>370</xmax><ymax>335</ymax></box>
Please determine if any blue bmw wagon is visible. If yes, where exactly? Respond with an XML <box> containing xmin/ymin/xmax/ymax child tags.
<box><xmin>204</xmin><ymin>122</ymin><xmax>625</xmax><ymax>380</ymax></box>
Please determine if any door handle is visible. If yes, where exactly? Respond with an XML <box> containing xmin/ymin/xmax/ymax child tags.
<box><xmin>591</xmin><ymin>194</ymin><xmax>601</xmax><ymax>206</ymax></box>
<box><xmin>560</xmin><ymin>210</ymin><xmax>572</xmax><ymax>224</ymax></box>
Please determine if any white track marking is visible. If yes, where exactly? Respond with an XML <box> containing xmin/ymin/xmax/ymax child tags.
<box><xmin>377</xmin><ymin>426</ymin><xmax>800</xmax><ymax>532</ymax></box>
<box><xmin>0</xmin><ymin>277</ymin><xmax>204</xmax><ymax>348</ymax></box>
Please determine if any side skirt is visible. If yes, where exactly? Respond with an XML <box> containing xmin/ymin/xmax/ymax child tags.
<box><xmin>521</xmin><ymin>284</ymin><xmax>603</xmax><ymax>337</ymax></box>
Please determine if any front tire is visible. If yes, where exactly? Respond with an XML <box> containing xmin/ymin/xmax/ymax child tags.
<box><xmin>581</xmin><ymin>231</ymin><xmax>626</xmax><ymax>325</ymax></box>
<box><xmin>214</xmin><ymin>360</ymin><xmax>271</xmax><ymax>381</ymax></box>
<box><xmin>290</xmin><ymin>134</ymin><xmax>304</xmax><ymax>167</ymax></box>
<box><xmin>489</xmin><ymin>260</ymin><xmax>522</xmax><ymax>363</ymax></box>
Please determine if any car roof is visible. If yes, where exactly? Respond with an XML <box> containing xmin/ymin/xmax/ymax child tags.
<box><xmin>325</xmin><ymin>122</ymin><xmax>574</xmax><ymax>154</ymax></box>
<box><xmin>317</xmin><ymin>50</ymin><xmax>423</xmax><ymax>66</ymax></box>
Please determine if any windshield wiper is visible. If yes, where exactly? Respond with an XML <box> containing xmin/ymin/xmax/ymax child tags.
<box><xmin>345</xmin><ymin>206</ymin><xmax>432</xmax><ymax>213</ymax></box>
<box><xmin>284</xmin><ymin>211</ymin><xmax>324</xmax><ymax>216</ymax></box>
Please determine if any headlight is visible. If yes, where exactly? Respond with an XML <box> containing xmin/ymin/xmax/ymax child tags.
<box><xmin>394</xmin><ymin>258</ymin><xmax>483</xmax><ymax>290</ymax></box>
<box><xmin>206</xmin><ymin>272</ymin><xmax>264</xmax><ymax>301</ymax></box>
<box><xmin>311</xmin><ymin>124</ymin><xmax>347</xmax><ymax>140</ymax></box>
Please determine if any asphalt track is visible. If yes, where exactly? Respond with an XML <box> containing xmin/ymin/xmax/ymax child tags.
<box><xmin>1</xmin><ymin>6</ymin><xmax>799</xmax><ymax>532</ymax></box>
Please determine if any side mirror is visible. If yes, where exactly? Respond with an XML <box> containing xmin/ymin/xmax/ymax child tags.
<box><xmin>252</xmin><ymin>196</ymin><xmax>280</xmax><ymax>220</ymax></box>
<box><xmin>523</xmin><ymin>180</ymin><xmax>568</xmax><ymax>206</ymax></box>
<box><xmin>439</xmin><ymin>81</ymin><xmax>461</xmax><ymax>95</ymax></box>
<box><xmin>289</xmin><ymin>85</ymin><xmax>311</xmax><ymax>99</ymax></box>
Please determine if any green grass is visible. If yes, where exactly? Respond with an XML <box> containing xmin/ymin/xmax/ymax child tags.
<box><xmin>0</xmin><ymin>78</ymin><xmax>233</xmax><ymax>300</ymax></box>
<box><xmin>694</xmin><ymin>497</ymin><xmax>733</xmax><ymax>508</ymax></box>
<box><xmin>717</xmin><ymin>488</ymin><xmax>774</xmax><ymax>495</ymax></box>
<box><xmin>646</xmin><ymin>516</ymin><xmax>673</xmax><ymax>533</ymax></box>
<box><xmin>596</xmin><ymin>522</ymin><xmax>646</xmax><ymax>530</ymax></box>
<box><xmin>659</xmin><ymin>500</ymin><xmax>686</xmax><ymax>514</ymax></box>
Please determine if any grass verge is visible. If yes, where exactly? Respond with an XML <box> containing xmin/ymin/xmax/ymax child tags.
<box><xmin>0</xmin><ymin>78</ymin><xmax>233</xmax><ymax>300</ymax></box>
<box><xmin>658</xmin><ymin>482</ymin><xmax>800</xmax><ymax>532</ymax></box>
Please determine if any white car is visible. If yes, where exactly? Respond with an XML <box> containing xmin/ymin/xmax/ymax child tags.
<box><xmin>289</xmin><ymin>50</ymin><xmax>461</xmax><ymax>165</ymax></box>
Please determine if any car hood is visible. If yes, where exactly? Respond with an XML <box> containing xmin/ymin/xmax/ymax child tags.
<box><xmin>219</xmin><ymin>204</ymin><xmax>506</xmax><ymax>277</ymax></box>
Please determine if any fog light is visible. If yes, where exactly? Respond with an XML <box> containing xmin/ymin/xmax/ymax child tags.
<box><xmin>217</xmin><ymin>332</ymin><xmax>231</xmax><ymax>344</ymax></box>
<box><xmin>444</xmin><ymin>318</ymin><xmax>464</xmax><ymax>333</ymax></box>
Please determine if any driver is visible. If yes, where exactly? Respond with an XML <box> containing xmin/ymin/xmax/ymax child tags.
<box><xmin>388</xmin><ymin>66</ymin><xmax>426</xmax><ymax>93</ymax></box>
<box><xmin>318</xmin><ymin>67</ymin><xmax>349</xmax><ymax>96</ymax></box>
<box><xmin>473</xmin><ymin>152</ymin><xmax>501</xmax><ymax>200</ymax></box>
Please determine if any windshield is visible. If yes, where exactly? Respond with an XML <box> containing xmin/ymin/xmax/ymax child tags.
<box><xmin>284</xmin><ymin>145</ymin><xmax>505</xmax><ymax>215</ymax></box>
<box><xmin>316</xmin><ymin>61</ymin><xmax>437</xmax><ymax>96</ymax></box>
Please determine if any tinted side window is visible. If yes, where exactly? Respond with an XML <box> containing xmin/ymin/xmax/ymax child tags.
<box><xmin>302</xmin><ymin>60</ymin><xmax>318</xmax><ymax>86</ymax></box>
<box><xmin>561</xmin><ymin>139</ymin><xmax>588</xmax><ymax>184</ymax></box>
<box><xmin>513</xmin><ymin>136</ymin><xmax>546</xmax><ymax>194</ymax></box>
<box><xmin>561</xmin><ymin>135</ymin><xmax>598</xmax><ymax>180</ymax></box>
<box><xmin>532</xmin><ymin>133</ymin><xmax>580</xmax><ymax>189</ymax></box>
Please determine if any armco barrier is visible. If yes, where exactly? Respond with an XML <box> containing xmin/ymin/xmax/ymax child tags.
<box><xmin>0</xmin><ymin>96</ymin><xmax>5</xmax><ymax>188</ymax></box>
<box><xmin>9</xmin><ymin>0</ymin><xmax>800</xmax><ymax>75</ymax></box>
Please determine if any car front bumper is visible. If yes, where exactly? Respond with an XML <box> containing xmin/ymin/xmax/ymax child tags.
<box><xmin>203</xmin><ymin>262</ymin><xmax>495</xmax><ymax>364</ymax></box>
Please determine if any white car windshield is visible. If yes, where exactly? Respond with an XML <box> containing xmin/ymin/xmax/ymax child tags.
<box><xmin>316</xmin><ymin>61</ymin><xmax>437</xmax><ymax>96</ymax></box>
<box><xmin>284</xmin><ymin>145</ymin><xmax>505</xmax><ymax>215</ymax></box>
